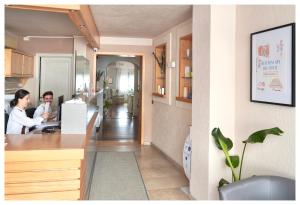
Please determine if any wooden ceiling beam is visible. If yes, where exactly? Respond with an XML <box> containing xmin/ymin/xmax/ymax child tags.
<box><xmin>68</xmin><ymin>5</ymin><xmax>100</xmax><ymax>49</ymax></box>
<box><xmin>5</xmin><ymin>4</ymin><xmax>100</xmax><ymax>49</ymax></box>
<box><xmin>6</xmin><ymin>5</ymin><xmax>80</xmax><ymax>13</ymax></box>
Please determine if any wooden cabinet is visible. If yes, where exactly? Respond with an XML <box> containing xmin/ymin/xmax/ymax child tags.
<box><xmin>5</xmin><ymin>48</ymin><xmax>34</xmax><ymax>77</ymax></box>
<box><xmin>22</xmin><ymin>54</ymin><xmax>34</xmax><ymax>76</ymax></box>
<box><xmin>10</xmin><ymin>51</ymin><xmax>23</xmax><ymax>76</ymax></box>
<box><xmin>152</xmin><ymin>43</ymin><xmax>167</xmax><ymax>97</ymax></box>
<box><xmin>5</xmin><ymin>111</ymin><xmax>99</xmax><ymax>200</ymax></box>
<box><xmin>176</xmin><ymin>34</ymin><xmax>192</xmax><ymax>103</ymax></box>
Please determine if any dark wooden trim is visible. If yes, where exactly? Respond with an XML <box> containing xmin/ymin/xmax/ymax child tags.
<box><xmin>152</xmin><ymin>92</ymin><xmax>165</xmax><ymax>97</ymax></box>
<box><xmin>176</xmin><ymin>97</ymin><xmax>192</xmax><ymax>103</ymax></box>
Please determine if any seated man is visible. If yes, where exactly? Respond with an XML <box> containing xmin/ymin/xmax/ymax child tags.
<box><xmin>33</xmin><ymin>91</ymin><xmax>56</xmax><ymax>120</ymax></box>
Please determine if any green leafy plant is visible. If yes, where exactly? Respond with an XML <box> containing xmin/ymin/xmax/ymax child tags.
<box><xmin>212</xmin><ymin>127</ymin><xmax>283</xmax><ymax>188</ymax></box>
<box><xmin>96</xmin><ymin>70</ymin><xmax>104</xmax><ymax>81</ymax></box>
<box><xmin>103</xmin><ymin>99</ymin><xmax>111</xmax><ymax>110</ymax></box>
<box><xmin>103</xmin><ymin>80</ymin><xmax>108</xmax><ymax>89</ymax></box>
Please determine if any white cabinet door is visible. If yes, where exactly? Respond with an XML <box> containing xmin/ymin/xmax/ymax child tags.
<box><xmin>40</xmin><ymin>56</ymin><xmax>72</xmax><ymax>106</ymax></box>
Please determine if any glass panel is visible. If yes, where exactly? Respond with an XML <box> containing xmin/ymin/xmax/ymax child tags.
<box><xmin>75</xmin><ymin>55</ymin><xmax>90</xmax><ymax>94</ymax></box>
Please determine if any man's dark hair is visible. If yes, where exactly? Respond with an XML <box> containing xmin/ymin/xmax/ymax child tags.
<box><xmin>42</xmin><ymin>91</ymin><xmax>53</xmax><ymax>98</ymax></box>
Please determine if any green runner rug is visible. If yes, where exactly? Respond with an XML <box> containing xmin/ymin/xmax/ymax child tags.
<box><xmin>89</xmin><ymin>151</ymin><xmax>148</xmax><ymax>200</ymax></box>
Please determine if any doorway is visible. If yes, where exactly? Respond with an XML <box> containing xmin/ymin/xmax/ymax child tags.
<box><xmin>96</xmin><ymin>54</ymin><xmax>143</xmax><ymax>143</ymax></box>
<box><xmin>39</xmin><ymin>55</ymin><xmax>73</xmax><ymax>106</ymax></box>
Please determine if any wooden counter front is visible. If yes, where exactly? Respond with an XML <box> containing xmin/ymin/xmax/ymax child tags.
<box><xmin>5</xmin><ymin>111</ymin><xmax>98</xmax><ymax>200</ymax></box>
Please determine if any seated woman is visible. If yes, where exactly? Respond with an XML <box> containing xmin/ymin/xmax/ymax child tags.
<box><xmin>6</xmin><ymin>89</ymin><xmax>49</xmax><ymax>134</ymax></box>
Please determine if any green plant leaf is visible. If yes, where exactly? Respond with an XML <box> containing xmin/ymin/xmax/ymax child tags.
<box><xmin>218</xmin><ymin>137</ymin><xmax>238</xmax><ymax>181</ymax></box>
<box><xmin>225</xmin><ymin>155</ymin><xmax>240</xmax><ymax>168</ymax></box>
<box><xmin>212</xmin><ymin>128</ymin><xmax>233</xmax><ymax>151</ymax></box>
<box><xmin>218</xmin><ymin>178</ymin><xmax>230</xmax><ymax>188</ymax></box>
<box><xmin>243</xmin><ymin>127</ymin><xmax>283</xmax><ymax>144</ymax></box>
<box><xmin>212</xmin><ymin>128</ymin><xmax>238</xmax><ymax>182</ymax></box>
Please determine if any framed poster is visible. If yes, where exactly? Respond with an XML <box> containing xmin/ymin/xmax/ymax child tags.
<box><xmin>250</xmin><ymin>23</ymin><xmax>295</xmax><ymax>106</ymax></box>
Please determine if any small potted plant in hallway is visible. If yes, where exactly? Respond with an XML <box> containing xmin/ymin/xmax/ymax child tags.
<box><xmin>103</xmin><ymin>99</ymin><xmax>112</xmax><ymax>119</ymax></box>
<box><xmin>211</xmin><ymin>127</ymin><xmax>283</xmax><ymax>188</ymax></box>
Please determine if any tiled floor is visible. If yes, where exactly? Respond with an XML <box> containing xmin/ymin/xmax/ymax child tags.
<box><xmin>94</xmin><ymin>140</ymin><xmax>190</xmax><ymax>200</ymax></box>
<box><xmin>94</xmin><ymin>104</ymin><xmax>190</xmax><ymax>200</ymax></box>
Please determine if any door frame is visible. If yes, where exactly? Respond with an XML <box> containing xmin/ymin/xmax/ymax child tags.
<box><xmin>94</xmin><ymin>51</ymin><xmax>145</xmax><ymax>145</ymax></box>
<box><xmin>35</xmin><ymin>53</ymin><xmax>73</xmax><ymax>104</ymax></box>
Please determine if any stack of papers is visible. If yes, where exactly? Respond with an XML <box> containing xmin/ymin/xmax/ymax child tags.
<box><xmin>36</xmin><ymin>121</ymin><xmax>60</xmax><ymax>129</ymax></box>
<box><xmin>65</xmin><ymin>98</ymin><xmax>86</xmax><ymax>104</ymax></box>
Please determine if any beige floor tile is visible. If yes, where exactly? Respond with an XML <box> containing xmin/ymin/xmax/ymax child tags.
<box><xmin>136</xmin><ymin>157</ymin><xmax>174</xmax><ymax>169</ymax></box>
<box><xmin>94</xmin><ymin>140</ymin><xmax>189</xmax><ymax>200</ymax></box>
<box><xmin>143</xmin><ymin>176</ymin><xmax>189</xmax><ymax>190</ymax></box>
<box><xmin>148</xmin><ymin>188</ymin><xmax>190</xmax><ymax>200</ymax></box>
<box><xmin>135</xmin><ymin>151</ymin><xmax>162</xmax><ymax>159</ymax></box>
<box><xmin>140</xmin><ymin>166</ymin><xmax>183</xmax><ymax>179</ymax></box>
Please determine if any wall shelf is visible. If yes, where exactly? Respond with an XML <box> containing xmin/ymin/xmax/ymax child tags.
<box><xmin>181</xmin><ymin>57</ymin><xmax>192</xmax><ymax>60</ymax></box>
<box><xmin>153</xmin><ymin>43</ymin><xmax>167</xmax><ymax>96</ymax></box>
<box><xmin>176</xmin><ymin>96</ymin><xmax>192</xmax><ymax>103</ymax></box>
<box><xmin>178</xmin><ymin>34</ymin><xmax>192</xmax><ymax>102</ymax></box>
<box><xmin>152</xmin><ymin>92</ymin><xmax>165</xmax><ymax>97</ymax></box>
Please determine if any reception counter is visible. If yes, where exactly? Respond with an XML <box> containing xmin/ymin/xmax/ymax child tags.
<box><xmin>4</xmin><ymin>110</ymin><xmax>98</xmax><ymax>200</ymax></box>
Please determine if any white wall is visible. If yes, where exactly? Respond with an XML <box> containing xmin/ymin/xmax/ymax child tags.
<box><xmin>190</xmin><ymin>5</ymin><xmax>295</xmax><ymax>200</ymax></box>
<box><xmin>17</xmin><ymin>36</ymin><xmax>73</xmax><ymax>55</ymax></box>
<box><xmin>5</xmin><ymin>31</ymin><xmax>18</xmax><ymax>49</ymax></box>
<box><xmin>209</xmin><ymin>5</ymin><xmax>236</xmax><ymax>199</ymax></box>
<box><xmin>190</xmin><ymin>5</ymin><xmax>236</xmax><ymax>200</ymax></box>
<box><xmin>151</xmin><ymin>19</ymin><xmax>192</xmax><ymax>167</ymax></box>
<box><xmin>235</xmin><ymin>5</ymin><xmax>295</xmax><ymax>179</ymax></box>
<box><xmin>190</xmin><ymin>5</ymin><xmax>211</xmax><ymax>200</ymax></box>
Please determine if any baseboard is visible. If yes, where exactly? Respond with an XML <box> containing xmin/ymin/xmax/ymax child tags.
<box><xmin>151</xmin><ymin>143</ymin><xmax>187</xmax><ymax>178</ymax></box>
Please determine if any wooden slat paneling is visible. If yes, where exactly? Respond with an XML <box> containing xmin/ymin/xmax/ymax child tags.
<box><xmin>5</xmin><ymin>180</ymin><xmax>80</xmax><ymax>195</ymax></box>
<box><xmin>5</xmin><ymin>160</ymin><xmax>81</xmax><ymax>172</ymax></box>
<box><xmin>5</xmin><ymin>169</ymin><xmax>80</xmax><ymax>183</ymax></box>
<box><xmin>5</xmin><ymin>149</ymin><xmax>84</xmax><ymax>162</ymax></box>
<box><xmin>5</xmin><ymin>190</ymin><xmax>80</xmax><ymax>200</ymax></box>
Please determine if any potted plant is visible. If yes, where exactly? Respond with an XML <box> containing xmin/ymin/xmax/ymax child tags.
<box><xmin>211</xmin><ymin>127</ymin><xmax>283</xmax><ymax>188</ymax></box>
<box><xmin>103</xmin><ymin>99</ymin><xmax>112</xmax><ymax>118</ymax></box>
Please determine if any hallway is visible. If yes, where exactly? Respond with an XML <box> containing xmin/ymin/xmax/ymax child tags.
<box><xmin>92</xmin><ymin>103</ymin><xmax>190</xmax><ymax>199</ymax></box>
<box><xmin>89</xmin><ymin>140</ymin><xmax>190</xmax><ymax>200</ymax></box>
<box><xmin>100</xmin><ymin>103</ymin><xmax>137</xmax><ymax>140</ymax></box>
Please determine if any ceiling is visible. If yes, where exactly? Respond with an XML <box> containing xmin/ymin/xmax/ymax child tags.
<box><xmin>90</xmin><ymin>5</ymin><xmax>192</xmax><ymax>38</ymax></box>
<box><xmin>5</xmin><ymin>8</ymin><xmax>81</xmax><ymax>36</ymax></box>
<box><xmin>5</xmin><ymin>5</ymin><xmax>192</xmax><ymax>39</ymax></box>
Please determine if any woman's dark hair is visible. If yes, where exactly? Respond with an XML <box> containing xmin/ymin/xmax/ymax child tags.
<box><xmin>42</xmin><ymin>91</ymin><xmax>53</xmax><ymax>98</ymax></box>
<box><xmin>10</xmin><ymin>89</ymin><xmax>30</xmax><ymax>107</ymax></box>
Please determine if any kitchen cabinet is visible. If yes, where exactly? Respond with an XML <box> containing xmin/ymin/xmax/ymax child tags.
<box><xmin>5</xmin><ymin>48</ymin><xmax>34</xmax><ymax>77</ymax></box>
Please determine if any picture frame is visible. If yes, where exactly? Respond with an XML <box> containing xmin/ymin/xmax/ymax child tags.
<box><xmin>250</xmin><ymin>23</ymin><xmax>295</xmax><ymax>107</ymax></box>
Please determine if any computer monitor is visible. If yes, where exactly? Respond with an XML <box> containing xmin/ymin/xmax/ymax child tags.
<box><xmin>57</xmin><ymin>95</ymin><xmax>64</xmax><ymax>122</ymax></box>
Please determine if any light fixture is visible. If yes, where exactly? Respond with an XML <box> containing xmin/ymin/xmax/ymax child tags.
<box><xmin>23</xmin><ymin>36</ymin><xmax>75</xmax><ymax>41</ymax></box>
<box><xmin>118</xmin><ymin>54</ymin><xmax>136</xmax><ymax>58</ymax></box>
